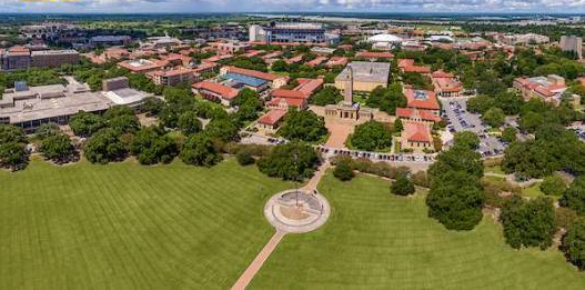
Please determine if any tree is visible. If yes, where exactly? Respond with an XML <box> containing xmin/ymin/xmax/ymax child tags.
<box><xmin>180</xmin><ymin>134</ymin><xmax>222</xmax><ymax>167</ymax></box>
<box><xmin>69</xmin><ymin>112</ymin><xmax>106</xmax><ymax>137</ymax></box>
<box><xmin>311</xmin><ymin>86</ymin><xmax>343</xmax><ymax>106</ymax></box>
<box><xmin>561</xmin><ymin>220</ymin><xmax>585</xmax><ymax>270</ymax></box>
<box><xmin>453</xmin><ymin>131</ymin><xmax>480</xmax><ymax>150</ymax></box>
<box><xmin>0</xmin><ymin>142</ymin><xmax>28</xmax><ymax>171</ymax></box>
<box><xmin>143</xmin><ymin>97</ymin><xmax>165</xmax><ymax>116</ymax></box>
<box><xmin>35</xmin><ymin>123</ymin><xmax>61</xmax><ymax>140</ymax></box>
<box><xmin>349</xmin><ymin>121</ymin><xmax>392</xmax><ymax>151</ymax></box>
<box><xmin>560</xmin><ymin>177</ymin><xmax>585</xmax><ymax>216</ymax></box>
<box><xmin>40</xmin><ymin>134</ymin><xmax>75</xmax><ymax>164</ymax></box>
<box><xmin>0</xmin><ymin>124</ymin><xmax>27</xmax><ymax>144</ymax></box>
<box><xmin>366</xmin><ymin>84</ymin><xmax>407</xmax><ymax>115</ymax></box>
<box><xmin>177</xmin><ymin>111</ymin><xmax>202</xmax><ymax>136</ymax></box>
<box><xmin>501</xmin><ymin>127</ymin><xmax>517</xmax><ymax>143</ymax></box>
<box><xmin>540</xmin><ymin>175</ymin><xmax>567</xmax><ymax>196</ymax></box>
<box><xmin>279</xmin><ymin>110</ymin><xmax>328</xmax><ymax>142</ymax></box>
<box><xmin>426</xmin><ymin>171</ymin><xmax>485</xmax><ymax>230</ymax></box>
<box><xmin>482</xmin><ymin>107</ymin><xmax>505</xmax><ymax>128</ymax></box>
<box><xmin>391</xmin><ymin>174</ymin><xmax>416</xmax><ymax>196</ymax></box>
<box><xmin>333</xmin><ymin>159</ymin><xmax>355</xmax><ymax>181</ymax></box>
<box><xmin>257</xmin><ymin>142</ymin><xmax>320</xmax><ymax>181</ymax></box>
<box><xmin>130</xmin><ymin>127</ymin><xmax>178</xmax><ymax>165</ymax></box>
<box><xmin>429</xmin><ymin>144</ymin><xmax>484</xmax><ymax>179</ymax></box>
<box><xmin>271</xmin><ymin>60</ymin><xmax>288</xmax><ymax>72</ymax></box>
<box><xmin>500</xmin><ymin>196</ymin><xmax>556</xmax><ymax>249</ymax></box>
<box><xmin>84</xmin><ymin>128</ymin><xmax>126</xmax><ymax>164</ymax></box>
<box><xmin>205</xmin><ymin>118</ymin><xmax>240</xmax><ymax>142</ymax></box>
<box><xmin>236</xmin><ymin>148</ymin><xmax>255</xmax><ymax>166</ymax></box>
<box><xmin>519</xmin><ymin>111</ymin><xmax>545</xmax><ymax>133</ymax></box>
<box><xmin>108</xmin><ymin>114</ymin><xmax>141</xmax><ymax>135</ymax></box>
<box><xmin>393</xmin><ymin>118</ymin><xmax>403</xmax><ymax>132</ymax></box>
<box><xmin>104</xmin><ymin>106</ymin><xmax>140</xmax><ymax>134</ymax></box>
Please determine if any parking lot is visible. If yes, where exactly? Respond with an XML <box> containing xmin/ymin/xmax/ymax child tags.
<box><xmin>442</xmin><ymin>98</ymin><xmax>506</xmax><ymax>158</ymax></box>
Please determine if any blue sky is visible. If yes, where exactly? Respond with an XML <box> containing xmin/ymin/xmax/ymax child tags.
<box><xmin>1</xmin><ymin>0</ymin><xmax>585</xmax><ymax>13</ymax></box>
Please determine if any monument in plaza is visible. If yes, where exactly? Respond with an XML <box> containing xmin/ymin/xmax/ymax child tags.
<box><xmin>325</xmin><ymin>62</ymin><xmax>376</xmax><ymax>122</ymax></box>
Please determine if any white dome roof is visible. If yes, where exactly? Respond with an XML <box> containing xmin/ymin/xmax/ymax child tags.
<box><xmin>368</xmin><ymin>34</ymin><xmax>403</xmax><ymax>43</ymax></box>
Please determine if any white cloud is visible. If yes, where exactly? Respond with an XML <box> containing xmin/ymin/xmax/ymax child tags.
<box><xmin>0</xmin><ymin>0</ymin><xmax>584</xmax><ymax>12</ymax></box>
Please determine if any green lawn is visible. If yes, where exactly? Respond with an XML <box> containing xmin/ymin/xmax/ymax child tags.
<box><xmin>251</xmin><ymin>173</ymin><xmax>585</xmax><ymax>289</ymax></box>
<box><xmin>0</xmin><ymin>158</ymin><xmax>290</xmax><ymax>289</ymax></box>
<box><xmin>485</xmin><ymin>165</ymin><xmax>505</xmax><ymax>175</ymax></box>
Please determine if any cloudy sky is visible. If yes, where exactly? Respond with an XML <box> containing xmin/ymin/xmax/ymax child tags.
<box><xmin>1</xmin><ymin>0</ymin><xmax>585</xmax><ymax>13</ymax></box>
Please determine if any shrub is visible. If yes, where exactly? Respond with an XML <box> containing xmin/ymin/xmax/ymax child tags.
<box><xmin>391</xmin><ymin>174</ymin><xmax>416</xmax><ymax>196</ymax></box>
<box><xmin>333</xmin><ymin>159</ymin><xmax>355</xmax><ymax>181</ymax></box>
<box><xmin>561</xmin><ymin>219</ymin><xmax>585</xmax><ymax>270</ymax></box>
<box><xmin>540</xmin><ymin>175</ymin><xmax>567</xmax><ymax>196</ymax></box>
<box><xmin>236</xmin><ymin>148</ymin><xmax>255</xmax><ymax>166</ymax></box>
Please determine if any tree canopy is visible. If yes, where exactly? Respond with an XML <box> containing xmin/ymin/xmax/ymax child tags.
<box><xmin>349</xmin><ymin>121</ymin><xmax>392</xmax><ymax>152</ymax></box>
<box><xmin>500</xmin><ymin>196</ymin><xmax>557</xmax><ymax>250</ymax></box>
<box><xmin>278</xmin><ymin>110</ymin><xmax>328</xmax><ymax>143</ymax></box>
<box><xmin>257</xmin><ymin>142</ymin><xmax>320</xmax><ymax>181</ymax></box>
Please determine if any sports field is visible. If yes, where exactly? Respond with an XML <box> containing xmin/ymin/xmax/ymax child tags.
<box><xmin>250</xmin><ymin>173</ymin><xmax>585</xmax><ymax>289</ymax></box>
<box><xmin>0</xmin><ymin>158</ymin><xmax>290</xmax><ymax>289</ymax></box>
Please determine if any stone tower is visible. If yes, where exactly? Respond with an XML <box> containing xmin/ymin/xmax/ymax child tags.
<box><xmin>343</xmin><ymin>65</ymin><xmax>353</xmax><ymax>106</ymax></box>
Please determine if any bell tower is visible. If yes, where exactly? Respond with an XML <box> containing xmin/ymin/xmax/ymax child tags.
<box><xmin>343</xmin><ymin>65</ymin><xmax>353</xmax><ymax>106</ymax></box>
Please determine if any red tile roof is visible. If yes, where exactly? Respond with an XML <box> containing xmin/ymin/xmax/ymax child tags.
<box><xmin>326</xmin><ymin>56</ymin><xmax>348</xmax><ymax>67</ymax></box>
<box><xmin>398</xmin><ymin>59</ymin><xmax>431</xmax><ymax>73</ymax></box>
<box><xmin>266</xmin><ymin>98</ymin><xmax>306</xmax><ymax>109</ymax></box>
<box><xmin>432</xmin><ymin>70</ymin><xmax>454</xmax><ymax>79</ymax></box>
<box><xmin>396</xmin><ymin>108</ymin><xmax>442</xmax><ymax>123</ymax></box>
<box><xmin>307</xmin><ymin>56</ymin><xmax>328</xmax><ymax>67</ymax></box>
<box><xmin>433</xmin><ymin>77</ymin><xmax>463</xmax><ymax>93</ymax></box>
<box><xmin>404</xmin><ymin>122</ymin><xmax>433</xmax><ymax>143</ymax></box>
<box><xmin>192</xmin><ymin>81</ymin><xmax>239</xmax><ymax>100</ymax></box>
<box><xmin>258</xmin><ymin>109</ymin><xmax>287</xmax><ymax>125</ymax></box>
<box><xmin>149</xmin><ymin>68</ymin><xmax>193</xmax><ymax>77</ymax></box>
<box><xmin>224</xmin><ymin>66</ymin><xmax>280</xmax><ymax>81</ymax></box>
<box><xmin>294</xmin><ymin>78</ymin><xmax>323</xmax><ymax>97</ymax></box>
<box><xmin>578</xmin><ymin>77</ymin><xmax>585</xmax><ymax>86</ymax></box>
<box><xmin>285</xmin><ymin>55</ymin><xmax>304</xmax><ymax>64</ymax></box>
<box><xmin>356</xmin><ymin>51</ymin><xmax>394</xmax><ymax>59</ymax></box>
<box><xmin>271</xmin><ymin>89</ymin><xmax>306</xmax><ymax>99</ymax></box>
<box><xmin>404</xmin><ymin>89</ymin><xmax>440</xmax><ymax>111</ymax></box>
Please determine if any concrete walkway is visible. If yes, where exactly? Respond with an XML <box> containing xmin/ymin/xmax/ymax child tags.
<box><xmin>302</xmin><ymin>161</ymin><xmax>331</xmax><ymax>192</ymax></box>
<box><xmin>231</xmin><ymin>231</ymin><xmax>286</xmax><ymax>290</ymax></box>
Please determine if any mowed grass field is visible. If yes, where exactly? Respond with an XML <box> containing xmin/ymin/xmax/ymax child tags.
<box><xmin>251</xmin><ymin>173</ymin><xmax>585</xmax><ymax>290</ymax></box>
<box><xmin>0</xmin><ymin>158</ymin><xmax>291</xmax><ymax>289</ymax></box>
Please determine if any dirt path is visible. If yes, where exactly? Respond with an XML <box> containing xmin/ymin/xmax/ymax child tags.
<box><xmin>231</xmin><ymin>231</ymin><xmax>286</xmax><ymax>290</ymax></box>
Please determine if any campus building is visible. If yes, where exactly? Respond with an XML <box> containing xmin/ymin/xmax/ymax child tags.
<box><xmin>560</xmin><ymin>36</ymin><xmax>583</xmax><ymax>59</ymax></box>
<box><xmin>101</xmin><ymin>77</ymin><xmax>152</xmax><ymax>109</ymax></box>
<box><xmin>334</xmin><ymin>61</ymin><xmax>391</xmax><ymax>92</ymax></box>
<box><xmin>147</xmin><ymin>68</ymin><xmax>195</xmax><ymax>87</ymax></box>
<box><xmin>31</xmin><ymin>50</ymin><xmax>80</xmax><ymax>68</ymax></box>
<box><xmin>404</xmin><ymin>89</ymin><xmax>441</xmax><ymax>115</ymax></box>
<box><xmin>1</xmin><ymin>46</ymin><xmax>79</xmax><ymax>70</ymax></box>
<box><xmin>401</xmin><ymin>121</ymin><xmax>433</xmax><ymax>152</ymax></box>
<box><xmin>0</xmin><ymin>82</ymin><xmax>111</xmax><ymax>132</ymax></box>
<box><xmin>118</xmin><ymin>59</ymin><xmax>168</xmax><ymax>74</ymax></box>
<box><xmin>398</xmin><ymin>59</ymin><xmax>431</xmax><ymax>74</ymax></box>
<box><xmin>513</xmin><ymin>75</ymin><xmax>567</xmax><ymax>105</ymax></box>
<box><xmin>192</xmin><ymin>81</ymin><xmax>239</xmax><ymax>106</ymax></box>
<box><xmin>249</xmin><ymin>22</ymin><xmax>338</xmax><ymax>45</ymax></box>
<box><xmin>256</xmin><ymin>109</ymin><xmax>287</xmax><ymax>134</ymax></box>
<box><xmin>89</xmin><ymin>35</ymin><xmax>132</xmax><ymax>48</ymax></box>
<box><xmin>432</xmin><ymin>70</ymin><xmax>463</xmax><ymax>98</ymax></box>
<box><xmin>220</xmin><ymin>66</ymin><xmax>288</xmax><ymax>91</ymax></box>
<box><xmin>326</xmin><ymin>65</ymin><xmax>374</xmax><ymax>122</ymax></box>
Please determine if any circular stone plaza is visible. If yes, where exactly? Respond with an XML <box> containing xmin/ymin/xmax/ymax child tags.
<box><xmin>264</xmin><ymin>189</ymin><xmax>331</xmax><ymax>234</ymax></box>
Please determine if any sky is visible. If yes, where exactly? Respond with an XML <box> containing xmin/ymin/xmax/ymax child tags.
<box><xmin>1</xmin><ymin>0</ymin><xmax>585</xmax><ymax>14</ymax></box>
